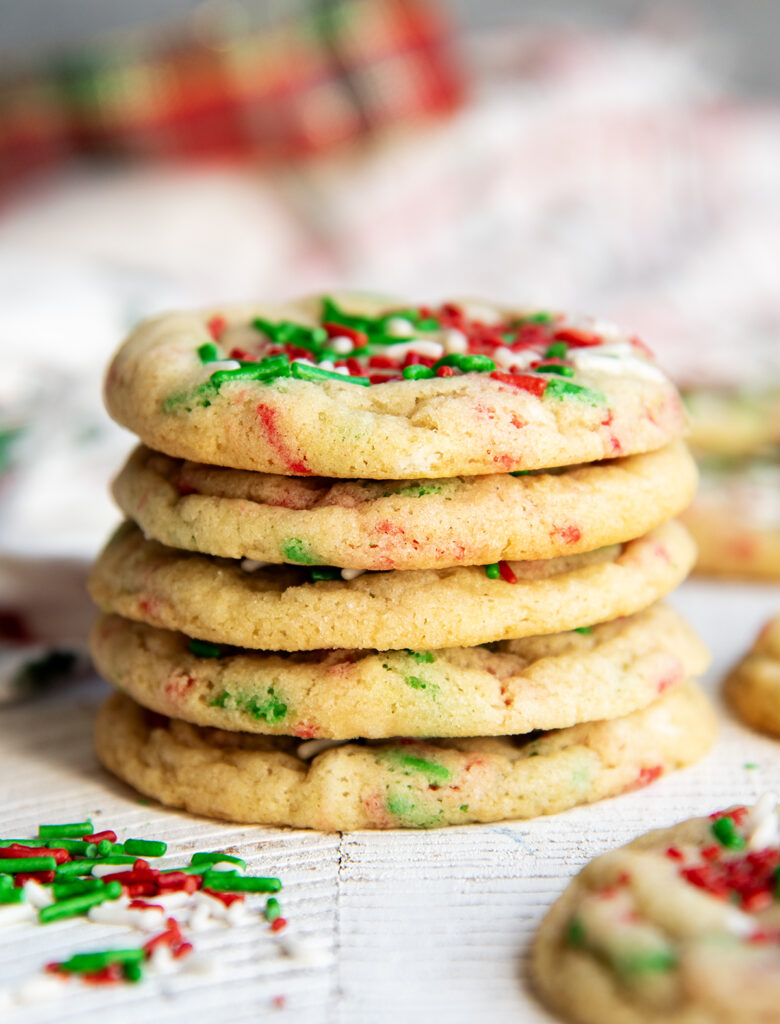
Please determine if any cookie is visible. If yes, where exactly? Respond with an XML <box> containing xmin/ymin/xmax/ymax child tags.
<box><xmin>104</xmin><ymin>295</ymin><xmax>686</xmax><ymax>479</ymax></box>
<box><xmin>95</xmin><ymin>681</ymin><xmax>715</xmax><ymax>830</ymax></box>
<box><xmin>533</xmin><ymin>795</ymin><xmax>780</xmax><ymax>1024</ymax></box>
<box><xmin>90</xmin><ymin>603</ymin><xmax>709</xmax><ymax>739</ymax></box>
<box><xmin>87</xmin><ymin>520</ymin><xmax>695</xmax><ymax>651</ymax></box>
<box><xmin>685</xmin><ymin>387</ymin><xmax>780</xmax><ymax>457</ymax></box>
<box><xmin>681</xmin><ymin>453</ymin><xmax>780</xmax><ymax>581</ymax></box>
<box><xmin>114</xmin><ymin>441</ymin><xmax>697</xmax><ymax>571</ymax></box>
<box><xmin>724</xmin><ymin>616</ymin><xmax>780</xmax><ymax>737</ymax></box>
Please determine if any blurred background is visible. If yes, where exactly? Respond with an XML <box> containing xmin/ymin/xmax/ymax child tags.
<box><xmin>0</xmin><ymin>0</ymin><xmax>778</xmax><ymax>582</ymax></box>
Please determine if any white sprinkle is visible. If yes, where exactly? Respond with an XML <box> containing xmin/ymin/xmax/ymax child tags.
<box><xmin>192</xmin><ymin>890</ymin><xmax>243</xmax><ymax>924</ymax></box>
<box><xmin>330</xmin><ymin>365</ymin><xmax>350</xmax><ymax>375</ymax></box>
<box><xmin>440</xmin><ymin>328</ymin><xmax>468</xmax><ymax>354</ymax></box>
<box><xmin>746</xmin><ymin>793</ymin><xmax>780</xmax><ymax>850</ymax></box>
<box><xmin>460</xmin><ymin>302</ymin><xmax>502</xmax><ymax>325</ymax></box>
<box><xmin>151</xmin><ymin>891</ymin><xmax>191</xmax><ymax>911</ymax></box>
<box><xmin>148</xmin><ymin>945</ymin><xmax>176</xmax><ymax>976</ymax></box>
<box><xmin>330</xmin><ymin>336</ymin><xmax>354</xmax><ymax>354</ymax></box>
<box><xmin>241</xmin><ymin>558</ymin><xmax>271</xmax><ymax>572</ymax></box>
<box><xmin>277</xmin><ymin>933</ymin><xmax>332</xmax><ymax>968</ymax></box>
<box><xmin>186</xmin><ymin>902</ymin><xmax>213</xmax><ymax>932</ymax></box>
<box><xmin>90</xmin><ymin>864</ymin><xmax>118</xmax><ymax>878</ymax></box>
<box><xmin>203</xmin><ymin>359</ymin><xmax>241</xmax><ymax>373</ymax></box>
<box><xmin>292</xmin><ymin>357</ymin><xmax>315</xmax><ymax>367</ymax></box>
<box><xmin>207</xmin><ymin>860</ymin><xmax>245</xmax><ymax>873</ymax></box>
<box><xmin>492</xmin><ymin>346</ymin><xmax>536</xmax><ymax>371</ymax></box>
<box><xmin>23</xmin><ymin>880</ymin><xmax>53</xmax><ymax>908</ymax></box>
<box><xmin>0</xmin><ymin>901</ymin><xmax>35</xmax><ymax>927</ymax></box>
<box><xmin>296</xmin><ymin>738</ymin><xmax>347</xmax><ymax>760</ymax></box>
<box><xmin>341</xmin><ymin>568</ymin><xmax>366</xmax><ymax>581</ymax></box>
<box><xmin>316</xmin><ymin>360</ymin><xmax>336</xmax><ymax>371</ymax></box>
<box><xmin>725</xmin><ymin>906</ymin><xmax>757</xmax><ymax>937</ymax></box>
<box><xmin>227</xmin><ymin>901</ymin><xmax>249</xmax><ymax>926</ymax></box>
<box><xmin>382</xmin><ymin>340</ymin><xmax>443</xmax><ymax>360</ymax></box>
<box><xmin>88</xmin><ymin>896</ymin><xmax>165</xmax><ymax>931</ymax></box>
<box><xmin>568</xmin><ymin>350</ymin><xmax>667</xmax><ymax>382</ymax></box>
<box><xmin>384</xmin><ymin>317</ymin><xmax>415</xmax><ymax>337</ymax></box>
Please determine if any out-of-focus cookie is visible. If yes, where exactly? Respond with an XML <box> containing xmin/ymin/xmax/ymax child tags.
<box><xmin>87</xmin><ymin>520</ymin><xmax>696</xmax><ymax>651</ymax></box>
<box><xmin>90</xmin><ymin>603</ymin><xmax>709</xmax><ymax>739</ymax></box>
<box><xmin>114</xmin><ymin>441</ymin><xmax>696</xmax><ymax>570</ymax></box>
<box><xmin>104</xmin><ymin>295</ymin><xmax>687</xmax><ymax>479</ymax></box>
<box><xmin>533</xmin><ymin>795</ymin><xmax>780</xmax><ymax>1024</ymax></box>
<box><xmin>724</xmin><ymin>615</ymin><xmax>780</xmax><ymax>736</ymax></box>
<box><xmin>95</xmin><ymin>681</ymin><xmax>715</xmax><ymax>829</ymax></box>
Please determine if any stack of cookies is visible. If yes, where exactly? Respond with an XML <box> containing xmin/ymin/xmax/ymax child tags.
<box><xmin>88</xmin><ymin>295</ymin><xmax>715</xmax><ymax>830</ymax></box>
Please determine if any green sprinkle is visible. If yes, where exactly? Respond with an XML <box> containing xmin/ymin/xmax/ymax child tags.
<box><xmin>0</xmin><ymin>874</ymin><xmax>12</xmax><ymax>889</ymax></box>
<box><xmin>711</xmin><ymin>816</ymin><xmax>746</xmax><ymax>850</ymax></box>
<box><xmin>544</xmin><ymin>341</ymin><xmax>568</xmax><ymax>359</ymax></box>
<box><xmin>573</xmin><ymin>626</ymin><xmax>593</xmax><ymax>635</ymax></box>
<box><xmin>394</xmin><ymin>483</ymin><xmax>443</xmax><ymax>497</ymax></box>
<box><xmin>203</xmin><ymin>874</ymin><xmax>281</xmax><ymax>894</ymax></box>
<box><xmin>404</xmin><ymin>676</ymin><xmax>429</xmax><ymax>691</ymax></box>
<box><xmin>265</xmin><ymin>897</ymin><xmax>282</xmax><ymax>922</ymax></box>
<box><xmin>197</xmin><ymin>342</ymin><xmax>220</xmax><ymax>363</ymax></box>
<box><xmin>518</xmin><ymin>311</ymin><xmax>554</xmax><ymax>324</ymax></box>
<box><xmin>485</xmin><ymin>563</ymin><xmax>501</xmax><ymax>579</ymax></box>
<box><xmin>97</xmin><ymin>839</ymin><xmax>113</xmax><ymax>856</ymax></box>
<box><xmin>253</xmin><ymin>318</ymin><xmax>327</xmax><ymax>352</ymax></box>
<box><xmin>79</xmin><ymin>855</ymin><xmax>137</xmax><ymax>866</ymax></box>
<box><xmin>543</xmin><ymin>377</ymin><xmax>605</xmax><ymax>405</ymax></box>
<box><xmin>58</xmin><ymin>947</ymin><xmax>146</xmax><ymax>974</ymax></box>
<box><xmin>123</xmin><ymin>960</ymin><xmax>144</xmax><ymax>982</ymax></box>
<box><xmin>243</xmin><ymin>692</ymin><xmax>288</xmax><ymax>724</ymax></box>
<box><xmin>208</xmin><ymin>355</ymin><xmax>291</xmax><ymax>389</ymax></box>
<box><xmin>210</xmin><ymin>690</ymin><xmax>230</xmax><ymax>709</ymax></box>
<box><xmin>38</xmin><ymin>822</ymin><xmax>92</xmax><ymax>839</ymax></box>
<box><xmin>459</xmin><ymin>804</ymin><xmax>469</xmax><ymax>813</ymax></box>
<box><xmin>309</xmin><ymin>566</ymin><xmax>342</xmax><ymax>582</ymax></box>
<box><xmin>0</xmin><ymin>857</ymin><xmax>56</xmax><ymax>873</ymax></box>
<box><xmin>616</xmin><ymin>950</ymin><xmax>677</xmax><ymax>974</ymax></box>
<box><xmin>509</xmin><ymin>469</ymin><xmax>532</xmax><ymax>476</ymax></box>
<box><xmin>405</xmin><ymin>650</ymin><xmax>435</xmax><ymax>663</ymax></box>
<box><xmin>282</xmin><ymin>538</ymin><xmax>316</xmax><ymax>564</ymax></box>
<box><xmin>321</xmin><ymin>297</ymin><xmax>370</xmax><ymax>330</ymax></box>
<box><xmin>457</xmin><ymin>353</ymin><xmax>496</xmax><ymax>373</ymax></box>
<box><xmin>565</xmin><ymin>918</ymin><xmax>586</xmax><ymax>947</ymax></box>
<box><xmin>402</xmin><ymin>365</ymin><xmax>435</xmax><ymax>380</ymax></box>
<box><xmin>188</xmin><ymin>639</ymin><xmax>222</xmax><ymax>658</ymax></box>
<box><xmin>744</xmin><ymin>763</ymin><xmax>759</xmax><ymax>770</ymax></box>
<box><xmin>535</xmin><ymin>363</ymin><xmax>574</xmax><ymax>376</ymax></box>
<box><xmin>432</xmin><ymin>354</ymin><xmax>463</xmax><ymax>370</ymax></box>
<box><xmin>190</xmin><ymin>852</ymin><xmax>247</xmax><ymax>871</ymax></box>
<box><xmin>291</xmin><ymin>362</ymin><xmax>370</xmax><ymax>386</ymax></box>
<box><xmin>0</xmin><ymin>888</ymin><xmax>24</xmax><ymax>904</ymax></box>
<box><xmin>53</xmin><ymin>879</ymin><xmax>105</xmax><ymax>900</ymax></box>
<box><xmin>124</xmin><ymin>838</ymin><xmax>167</xmax><ymax>858</ymax></box>
<box><xmin>39</xmin><ymin>881</ymin><xmax>122</xmax><ymax>923</ymax></box>
<box><xmin>396</xmin><ymin>754</ymin><xmax>451</xmax><ymax>783</ymax></box>
<box><xmin>53</xmin><ymin>861</ymin><xmax>95</xmax><ymax>878</ymax></box>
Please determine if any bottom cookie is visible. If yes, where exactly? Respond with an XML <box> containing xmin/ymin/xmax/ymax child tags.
<box><xmin>724</xmin><ymin>615</ymin><xmax>780</xmax><ymax>737</ymax></box>
<box><xmin>533</xmin><ymin>795</ymin><xmax>780</xmax><ymax>1024</ymax></box>
<box><xmin>95</xmin><ymin>682</ymin><xmax>715</xmax><ymax>830</ymax></box>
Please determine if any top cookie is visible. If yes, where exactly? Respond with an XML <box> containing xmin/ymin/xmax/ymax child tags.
<box><xmin>105</xmin><ymin>294</ymin><xmax>686</xmax><ymax>479</ymax></box>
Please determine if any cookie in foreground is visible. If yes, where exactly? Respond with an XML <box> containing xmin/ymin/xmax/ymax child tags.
<box><xmin>87</xmin><ymin>520</ymin><xmax>696</xmax><ymax>651</ymax></box>
<box><xmin>114</xmin><ymin>441</ymin><xmax>697</xmax><ymax>570</ymax></box>
<box><xmin>91</xmin><ymin>603</ymin><xmax>709</xmax><ymax>739</ymax></box>
<box><xmin>104</xmin><ymin>295</ymin><xmax>686</xmax><ymax>479</ymax></box>
<box><xmin>95</xmin><ymin>681</ymin><xmax>715</xmax><ymax>830</ymax></box>
<box><xmin>532</xmin><ymin>794</ymin><xmax>780</xmax><ymax>1024</ymax></box>
<box><xmin>724</xmin><ymin>616</ymin><xmax>780</xmax><ymax>737</ymax></box>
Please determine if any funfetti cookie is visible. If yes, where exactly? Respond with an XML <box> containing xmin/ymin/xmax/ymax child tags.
<box><xmin>114</xmin><ymin>441</ymin><xmax>696</xmax><ymax>570</ymax></box>
<box><xmin>533</xmin><ymin>795</ymin><xmax>780</xmax><ymax>1024</ymax></box>
<box><xmin>87</xmin><ymin>520</ymin><xmax>696</xmax><ymax>652</ymax></box>
<box><xmin>95</xmin><ymin>681</ymin><xmax>715</xmax><ymax>830</ymax></box>
<box><xmin>90</xmin><ymin>603</ymin><xmax>709</xmax><ymax>739</ymax></box>
<box><xmin>724</xmin><ymin>615</ymin><xmax>780</xmax><ymax>737</ymax></box>
<box><xmin>104</xmin><ymin>295</ymin><xmax>687</xmax><ymax>479</ymax></box>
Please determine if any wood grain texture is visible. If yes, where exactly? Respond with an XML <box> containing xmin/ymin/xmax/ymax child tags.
<box><xmin>0</xmin><ymin>580</ymin><xmax>778</xmax><ymax>1024</ymax></box>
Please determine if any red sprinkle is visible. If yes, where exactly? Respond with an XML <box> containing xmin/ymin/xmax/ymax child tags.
<box><xmin>128</xmin><ymin>900</ymin><xmax>164</xmax><ymax>911</ymax></box>
<box><xmin>710</xmin><ymin>807</ymin><xmax>748</xmax><ymax>826</ymax></box>
<box><xmin>553</xmin><ymin>327</ymin><xmax>603</xmax><ymax>347</ymax></box>
<box><xmin>489</xmin><ymin>371</ymin><xmax>547</xmax><ymax>396</ymax></box>
<box><xmin>497</xmin><ymin>560</ymin><xmax>518</xmax><ymax>584</ymax></box>
<box><xmin>82</xmin><ymin>831</ymin><xmax>117</xmax><ymax>844</ymax></box>
<box><xmin>270</xmin><ymin>917</ymin><xmax>288</xmax><ymax>932</ymax></box>
<box><xmin>203</xmin><ymin>889</ymin><xmax>245</xmax><ymax>907</ymax></box>
<box><xmin>5</xmin><ymin>844</ymin><xmax>70</xmax><ymax>865</ymax></box>
<box><xmin>665</xmin><ymin>846</ymin><xmax>684</xmax><ymax>861</ymax></box>
<box><xmin>322</xmin><ymin>322</ymin><xmax>367</xmax><ymax>346</ymax></box>
<box><xmin>436</xmin><ymin>365</ymin><xmax>457</xmax><ymax>377</ymax></box>
<box><xmin>14</xmin><ymin>871</ymin><xmax>55</xmax><ymax>886</ymax></box>
<box><xmin>207</xmin><ymin>315</ymin><xmax>227</xmax><ymax>340</ymax></box>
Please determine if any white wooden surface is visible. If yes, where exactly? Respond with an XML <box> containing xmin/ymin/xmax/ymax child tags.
<box><xmin>0</xmin><ymin>579</ymin><xmax>778</xmax><ymax>1024</ymax></box>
